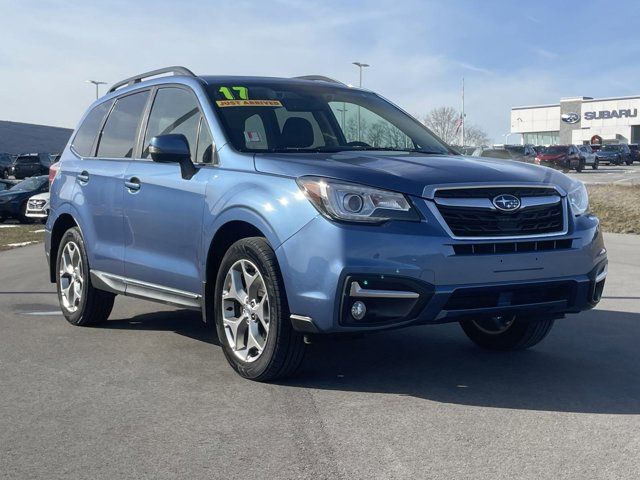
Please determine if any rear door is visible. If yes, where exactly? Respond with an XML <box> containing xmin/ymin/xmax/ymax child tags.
<box><xmin>122</xmin><ymin>86</ymin><xmax>212</xmax><ymax>294</ymax></box>
<box><xmin>71</xmin><ymin>90</ymin><xmax>149</xmax><ymax>277</ymax></box>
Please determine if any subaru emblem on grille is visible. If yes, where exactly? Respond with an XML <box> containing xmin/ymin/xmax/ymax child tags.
<box><xmin>492</xmin><ymin>194</ymin><xmax>521</xmax><ymax>212</ymax></box>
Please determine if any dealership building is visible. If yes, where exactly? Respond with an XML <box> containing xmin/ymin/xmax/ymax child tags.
<box><xmin>510</xmin><ymin>95</ymin><xmax>640</xmax><ymax>146</ymax></box>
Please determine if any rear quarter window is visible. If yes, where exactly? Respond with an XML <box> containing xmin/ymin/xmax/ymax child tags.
<box><xmin>72</xmin><ymin>100</ymin><xmax>114</xmax><ymax>157</ymax></box>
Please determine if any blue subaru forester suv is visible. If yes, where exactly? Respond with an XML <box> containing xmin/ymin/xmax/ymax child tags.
<box><xmin>45</xmin><ymin>66</ymin><xmax>607</xmax><ymax>381</ymax></box>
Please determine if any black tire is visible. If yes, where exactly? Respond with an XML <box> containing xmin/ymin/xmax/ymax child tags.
<box><xmin>626</xmin><ymin>158</ymin><xmax>633</xmax><ymax>166</ymax></box>
<box><xmin>460</xmin><ymin>316</ymin><xmax>555</xmax><ymax>351</ymax></box>
<box><xmin>575</xmin><ymin>158</ymin><xmax>584</xmax><ymax>173</ymax></box>
<box><xmin>615</xmin><ymin>155</ymin><xmax>622</xmax><ymax>165</ymax></box>
<box><xmin>56</xmin><ymin>227</ymin><xmax>115</xmax><ymax>326</ymax></box>
<box><xmin>1</xmin><ymin>169</ymin><xmax>8</xmax><ymax>179</ymax></box>
<box><xmin>214</xmin><ymin>237</ymin><xmax>305</xmax><ymax>381</ymax></box>
<box><xmin>592</xmin><ymin>159</ymin><xmax>599</xmax><ymax>170</ymax></box>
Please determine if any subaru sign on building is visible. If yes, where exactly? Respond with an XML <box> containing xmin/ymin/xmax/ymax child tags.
<box><xmin>510</xmin><ymin>95</ymin><xmax>640</xmax><ymax>145</ymax></box>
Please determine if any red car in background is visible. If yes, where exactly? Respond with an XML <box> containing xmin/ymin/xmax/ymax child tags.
<box><xmin>535</xmin><ymin>145</ymin><xmax>583</xmax><ymax>172</ymax></box>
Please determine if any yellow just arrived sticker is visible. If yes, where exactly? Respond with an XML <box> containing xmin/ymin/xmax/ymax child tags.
<box><xmin>216</xmin><ymin>99</ymin><xmax>282</xmax><ymax>107</ymax></box>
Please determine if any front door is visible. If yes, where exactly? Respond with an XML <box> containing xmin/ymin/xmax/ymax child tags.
<box><xmin>122</xmin><ymin>86</ymin><xmax>213</xmax><ymax>294</ymax></box>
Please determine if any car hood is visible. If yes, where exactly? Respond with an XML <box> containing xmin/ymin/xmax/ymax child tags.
<box><xmin>596</xmin><ymin>150</ymin><xmax>617</xmax><ymax>156</ymax></box>
<box><xmin>254</xmin><ymin>152</ymin><xmax>574</xmax><ymax>197</ymax></box>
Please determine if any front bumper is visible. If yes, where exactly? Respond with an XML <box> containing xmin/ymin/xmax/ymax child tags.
<box><xmin>277</xmin><ymin>198</ymin><xmax>607</xmax><ymax>333</ymax></box>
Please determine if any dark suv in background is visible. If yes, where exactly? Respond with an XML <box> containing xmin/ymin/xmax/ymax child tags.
<box><xmin>8</xmin><ymin>153</ymin><xmax>51</xmax><ymax>179</ymax></box>
<box><xmin>1</xmin><ymin>153</ymin><xmax>16</xmax><ymax>179</ymax></box>
<box><xmin>596</xmin><ymin>144</ymin><xmax>633</xmax><ymax>165</ymax></box>
<box><xmin>628</xmin><ymin>144</ymin><xmax>639</xmax><ymax>163</ymax></box>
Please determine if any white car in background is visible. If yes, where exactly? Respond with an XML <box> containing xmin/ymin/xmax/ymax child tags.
<box><xmin>577</xmin><ymin>144</ymin><xmax>599</xmax><ymax>170</ymax></box>
<box><xmin>25</xmin><ymin>192</ymin><xmax>49</xmax><ymax>221</ymax></box>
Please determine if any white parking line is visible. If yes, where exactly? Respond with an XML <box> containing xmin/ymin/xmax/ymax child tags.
<box><xmin>6</xmin><ymin>241</ymin><xmax>37</xmax><ymax>247</ymax></box>
<box><xmin>0</xmin><ymin>225</ymin><xmax>17</xmax><ymax>229</ymax></box>
<box><xmin>20</xmin><ymin>310</ymin><xmax>62</xmax><ymax>316</ymax></box>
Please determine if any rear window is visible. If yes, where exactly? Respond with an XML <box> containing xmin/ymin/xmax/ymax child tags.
<box><xmin>544</xmin><ymin>146</ymin><xmax>569</xmax><ymax>154</ymax></box>
<box><xmin>97</xmin><ymin>91</ymin><xmax>149</xmax><ymax>158</ymax></box>
<box><xmin>72</xmin><ymin>100</ymin><xmax>114</xmax><ymax>157</ymax></box>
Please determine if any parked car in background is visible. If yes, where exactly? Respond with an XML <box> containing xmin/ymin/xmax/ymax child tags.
<box><xmin>8</xmin><ymin>153</ymin><xmax>51</xmax><ymax>179</ymax></box>
<box><xmin>45</xmin><ymin>67</ymin><xmax>606</xmax><ymax>381</ymax></box>
<box><xmin>1</xmin><ymin>153</ymin><xmax>14</xmax><ymax>179</ymax></box>
<box><xmin>0</xmin><ymin>175</ymin><xmax>49</xmax><ymax>223</ymax></box>
<box><xmin>577</xmin><ymin>144</ymin><xmax>598</xmax><ymax>170</ymax></box>
<box><xmin>472</xmin><ymin>144</ymin><xmax>536</xmax><ymax>163</ymax></box>
<box><xmin>534</xmin><ymin>145</ymin><xmax>583</xmax><ymax>172</ymax></box>
<box><xmin>628</xmin><ymin>144</ymin><xmax>639</xmax><ymax>162</ymax></box>
<box><xmin>26</xmin><ymin>192</ymin><xmax>50</xmax><ymax>222</ymax></box>
<box><xmin>595</xmin><ymin>144</ymin><xmax>633</xmax><ymax>165</ymax></box>
<box><xmin>0</xmin><ymin>179</ymin><xmax>19</xmax><ymax>193</ymax></box>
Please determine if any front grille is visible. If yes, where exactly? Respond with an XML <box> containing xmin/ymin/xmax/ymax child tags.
<box><xmin>444</xmin><ymin>281</ymin><xmax>576</xmax><ymax>310</ymax></box>
<box><xmin>434</xmin><ymin>186</ymin><xmax>565</xmax><ymax>238</ymax></box>
<box><xmin>452</xmin><ymin>238</ymin><xmax>573</xmax><ymax>255</ymax></box>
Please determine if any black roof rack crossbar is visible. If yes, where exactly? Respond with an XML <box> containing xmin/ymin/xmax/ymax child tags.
<box><xmin>293</xmin><ymin>75</ymin><xmax>346</xmax><ymax>85</ymax></box>
<box><xmin>108</xmin><ymin>66</ymin><xmax>196</xmax><ymax>93</ymax></box>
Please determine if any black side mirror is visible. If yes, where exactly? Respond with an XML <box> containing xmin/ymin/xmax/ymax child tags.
<box><xmin>148</xmin><ymin>134</ymin><xmax>197</xmax><ymax>180</ymax></box>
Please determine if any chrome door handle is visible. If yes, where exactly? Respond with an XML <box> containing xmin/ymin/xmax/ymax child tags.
<box><xmin>77</xmin><ymin>171</ymin><xmax>89</xmax><ymax>183</ymax></box>
<box><xmin>124</xmin><ymin>177</ymin><xmax>141</xmax><ymax>192</ymax></box>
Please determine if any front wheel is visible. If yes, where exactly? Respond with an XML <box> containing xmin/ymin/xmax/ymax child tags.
<box><xmin>626</xmin><ymin>158</ymin><xmax>633</xmax><ymax>165</ymax></box>
<box><xmin>575</xmin><ymin>158</ymin><xmax>585</xmax><ymax>173</ymax></box>
<box><xmin>460</xmin><ymin>316</ymin><xmax>554</xmax><ymax>351</ymax></box>
<box><xmin>592</xmin><ymin>159</ymin><xmax>599</xmax><ymax>170</ymax></box>
<box><xmin>56</xmin><ymin>227</ymin><xmax>115</xmax><ymax>325</ymax></box>
<box><xmin>214</xmin><ymin>237</ymin><xmax>305</xmax><ymax>381</ymax></box>
<box><xmin>1</xmin><ymin>169</ymin><xmax>8</xmax><ymax>179</ymax></box>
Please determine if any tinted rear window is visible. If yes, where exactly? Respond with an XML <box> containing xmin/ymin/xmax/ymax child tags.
<box><xmin>72</xmin><ymin>100</ymin><xmax>113</xmax><ymax>157</ymax></box>
<box><xmin>97</xmin><ymin>91</ymin><xmax>149</xmax><ymax>158</ymax></box>
<box><xmin>544</xmin><ymin>146</ymin><xmax>569</xmax><ymax>154</ymax></box>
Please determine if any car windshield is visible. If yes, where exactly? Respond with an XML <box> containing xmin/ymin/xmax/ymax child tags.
<box><xmin>543</xmin><ymin>146</ymin><xmax>568</xmax><ymax>154</ymax></box>
<box><xmin>207</xmin><ymin>81</ymin><xmax>452</xmax><ymax>155</ymax></box>
<box><xmin>10</xmin><ymin>176</ymin><xmax>46</xmax><ymax>191</ymax></box>
<box><xmin>601</xmin><ymin>145</ymin><xmax>620</xmax><ymax>151</ymax></box>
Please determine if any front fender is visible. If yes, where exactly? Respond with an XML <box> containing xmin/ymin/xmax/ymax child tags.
<box><xmin>200</xmin><ymin>171</ymin><xmax>319</xmax><ymax>280</ymax></box>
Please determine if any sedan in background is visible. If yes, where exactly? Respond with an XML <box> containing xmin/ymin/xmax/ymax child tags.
<box><xmin>596</xmin><ymin>144</ymin><xmax>633</xmax><ymax>165</ymax></box>
<box><xmin>0</xmin><ymin>175</ymin><xmax>49</xmax><ymax>223</ymax></box>
<box><xmin>534</xmin><ymin>145</ymin><xmax>583</xmax><ymax>172</ymax></box>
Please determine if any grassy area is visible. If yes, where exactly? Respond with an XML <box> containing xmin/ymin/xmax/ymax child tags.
<box><xmin>0</xmin><ymin>224</ymin><xmax>46</xmax><ymax>251</ymax></box>
<box><xmin>587</xmin><ymin>184</ymin><xmax>640</xmax><ymax>234</ymax></box>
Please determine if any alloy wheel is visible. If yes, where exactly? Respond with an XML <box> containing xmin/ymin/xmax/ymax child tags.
<box><xmin>471</xmin><ymin>315</ymin><xmax>515</xmax><ymax>335</ymax></box>
<box><xmin>59</xmin><ymin>241</ymin><xmax>84</xmax><ymax>312</ymax></box>
<box><xmin>221</xmin><ymin>259</ymin><xmax>270</xmax><ymax>362</ymax></box>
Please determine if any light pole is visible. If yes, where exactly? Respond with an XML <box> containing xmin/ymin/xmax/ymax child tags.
<box><xmin>85</xmin><ymin>80</ymin><xmax>107</xmax><ymax>100</ymax></box>
<box><xmin>352</xmin><ymin>62</ymin><xmax>369</xmax><ymax>141</ymax></box>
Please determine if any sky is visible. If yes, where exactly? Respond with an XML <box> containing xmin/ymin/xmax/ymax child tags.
<box><xmin>2</xmin><ymin>0</ymin><xmax>640</xmax><ymax>143</ymax></box>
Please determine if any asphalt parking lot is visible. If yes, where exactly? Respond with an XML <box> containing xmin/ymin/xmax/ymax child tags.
<box><xmin>1</xmin><ymin>234</ymin><xmax>639</xmax><ymax>480</ymax></box>
<box><xmin>566</xmin><ymin>162</ymin><xmax>640</xmax><ymax>185</ymax></box>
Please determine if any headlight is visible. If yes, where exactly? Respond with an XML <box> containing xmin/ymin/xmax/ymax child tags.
<box><xmin>296</xmin><ymin>176</ymin><xmax>420</xmax><ymax>223</ymax></box>
<box><xmin>568</xmin><ymin>181</ymin><xmax>589</xmax><ymax>215</ymax></box>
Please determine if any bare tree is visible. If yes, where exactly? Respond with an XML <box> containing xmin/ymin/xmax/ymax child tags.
<box><xmin>423</xmin><ymin>106</ymin><xmax>460</xmax><ymax>145</ymax></box>
<box><xmin>464</xmin><ymin>125</ymin><xmax>490</xmax><ymax>147</ymax></box>
<box><xmin>422</xmin><ymin>106</ymin><xmax>489</xmax><ymax>147</ymax></box>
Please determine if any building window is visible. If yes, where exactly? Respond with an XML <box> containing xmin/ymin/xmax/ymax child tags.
<box><xmin>523</xmin><ymin>131</ymin><xmax>559</xmax><ymax>146</ymax></box>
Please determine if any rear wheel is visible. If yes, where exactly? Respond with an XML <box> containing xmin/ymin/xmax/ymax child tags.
<box><xmin>626</xmin><ymin>157</ymin><xmax>633</xmax><ymax>166</ymax></box>
<box><xmin>56</xmin><ymin>227</ymin><xmax>115</xmax><ymax>326</ymax></box>
<box><xmin>460</xmin><ymin>315</ymin><xmax>555</xmax><ymax>351</ymax></box>
<box><xmin>214</xmin><ymin>237</ymin><xmax>305</xmax><ymax>381</ymax></box>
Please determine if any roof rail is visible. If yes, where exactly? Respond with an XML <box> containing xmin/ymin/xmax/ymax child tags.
<box><xmin>293</xmin><ymin>75</ymin><xmax>346</xmax><ymax>85</ymax></box>
<box><xmin>108</xmin><ymin>66</ymin><xmax>196</xmax><ymax>93</ymax></box>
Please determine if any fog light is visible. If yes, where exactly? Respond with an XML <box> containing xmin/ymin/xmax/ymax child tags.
<box><xmin>351</xmin><ymin>301</ymin><xmax>367</xmax><ymax>320</ymax></box>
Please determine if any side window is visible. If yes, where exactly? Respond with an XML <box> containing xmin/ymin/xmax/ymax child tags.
<box><xmin>143</xmin><ymin>87</ymin><xmax>200</xmax><ymax>159</ymax></box>
<box><xmin>97</xmin><ymin>91</ymin><xmax>149</xmax><ymax>158</ymax></box>
<box><xmin>196</xmin><ymin>118</ymin><xmax>214</xmax><ymax>164</ymax></box>
<box><xmin>72</xmin><ymin>100</ymin><xmax>113</xmax><ymax>157</ymax></box>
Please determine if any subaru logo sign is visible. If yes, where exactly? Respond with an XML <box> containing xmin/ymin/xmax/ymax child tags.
<box><xmin>492</xmin><ymin>194</ymin><xmax>521</xmax><ymax>212</ymax></box>
<box><xmin>561</xmin><ymin>112</ymin><xmax>580</xmax><ymax>124</ymax></box>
